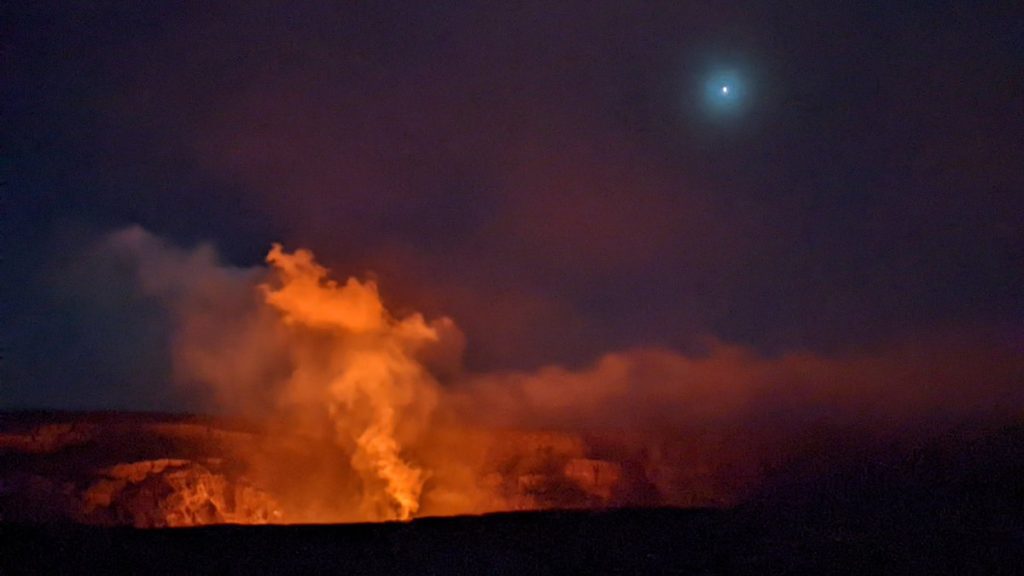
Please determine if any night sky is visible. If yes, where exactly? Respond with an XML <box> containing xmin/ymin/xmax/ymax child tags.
<box><xmin>4</xmin><ymin>1</ymin><xmax>1023</xmax><ymax>410</ymax></box>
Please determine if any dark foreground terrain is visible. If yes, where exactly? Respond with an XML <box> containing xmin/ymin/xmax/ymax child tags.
<box><xmin>3</xmin><ymin>504</ymin><xmax>1023</xmax><ymax>575</ymax></box>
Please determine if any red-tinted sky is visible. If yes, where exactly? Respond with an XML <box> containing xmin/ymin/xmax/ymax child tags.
<box><xmin>3</xmin><ymin>1</ymin><xmax>1022</xmax><ymax>409</ymax></box>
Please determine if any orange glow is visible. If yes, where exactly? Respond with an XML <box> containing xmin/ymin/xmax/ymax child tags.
<box><xmin>90</xmin><ymin>230</ymin><xmax>1022</xmax><ymax>526</ymax></box>
<box><xmin>256</xmin><ymin>244</ymin><xmax>445</xmax><ymax>520</ymax></box>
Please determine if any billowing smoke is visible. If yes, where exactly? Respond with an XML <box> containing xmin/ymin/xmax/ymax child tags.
<box><xmin>101</xmin><ymin>226</ymin><xmax>464</xmax><ymax>520</ymax></box>
<box><xmin>458</xmin><ymin>339</ymin><xmax>1024</xmax><ymax>432</ymax></box>
<box><xmin>94</xmin><ymin>226</ymin><xmax>1024</xmax><ymax>521</ymax></box>
<box><xmin>258</xmin><ymin>243</ymin><xmax>457</xmax><ymax>520</ymax></box>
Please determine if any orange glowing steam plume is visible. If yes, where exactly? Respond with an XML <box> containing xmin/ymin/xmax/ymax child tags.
<box><xmin>261</xmin><ymin>244</ymin><xmax>443</xmax><ymax>520</ymax></box>
<box><xmin>98</xmin><ymin>227</ymin><xmax>1024</xmax><ymax>524</ymax></box>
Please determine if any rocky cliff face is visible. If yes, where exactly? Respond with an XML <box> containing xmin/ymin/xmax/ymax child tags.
<box><xmin>0</xmin><ymin>412</ymin><xmax>763</xmax><ymax>525</ymax></box>
<box><xmin>79</xmin><ymin>459</ymin><xmax>282</xmax><ymax>527</ymax></box>
<box><xmin>0</xmin><ymin>413</ymin><xmax>282</xmax><ymax>526</ymax></box>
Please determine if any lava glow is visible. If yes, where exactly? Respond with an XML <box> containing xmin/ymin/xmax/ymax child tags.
<box><xmin>87</xmin><ymin>227</ymin><xmax>1024</xmax><ymax>526</ymax></box>
<box><xmin>261</xmin><ymin>244</ymin><xmax>443</xmax><ymax>520</ymax></box>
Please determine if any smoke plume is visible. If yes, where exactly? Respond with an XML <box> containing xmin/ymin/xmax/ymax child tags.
<box><xmin>95</xmin><ymin>226</ymin><xmax>1024</xmax><ymax>521</ymax></box>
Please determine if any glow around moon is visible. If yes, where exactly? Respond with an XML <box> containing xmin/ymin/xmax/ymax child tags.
<box><xmin>703</xmin><ymin>69</ymin><xmax>748</xmax><ymax>117</ymax></box>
